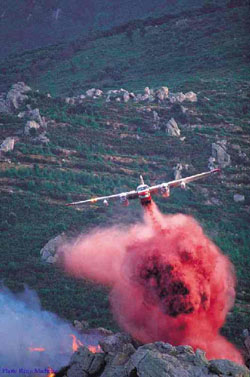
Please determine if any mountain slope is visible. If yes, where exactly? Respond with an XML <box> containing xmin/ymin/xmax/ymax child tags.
<box><xmin>1</xmin><ymin>3</ymin><xmax>249</xmax><ymax>96</ymax></box>
<box><xmin>0</xmin><ymin>0</ymin><xmax>250</xmax><ymax>359</ymax></box>
<box><xmin>0</xmin><ymin>0</ymin><xmax>228</xmax><ymax>59</ymax></box>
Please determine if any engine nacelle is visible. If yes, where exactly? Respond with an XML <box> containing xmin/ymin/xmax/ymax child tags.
<box><xmin>159</xmin><ymin>184</ymin><xmax>170</xmax><ymax>198</ymax></box>
<box><xmin>180</xmin><ymin>181</ymin><xmax>186</xmax><ymax>189</ymax></box>
<box><xmin>120</xmin><ymin>195</ymin><xmax>129</xmax><ymax>206</ymax></box>
<box><xmin>103</xmin><ymin>199</ymin><xmax>109</xmax><ymax>206</ymax></box>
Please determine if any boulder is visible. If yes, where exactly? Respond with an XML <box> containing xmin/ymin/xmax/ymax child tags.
<box><xmin>208</xmin><ymin>156</ymin><xmax>216</xmax><ymax>170</ymax></box>
<box><xmin>24</xmin><ymin>120</ymin><xmax>40</xmax><ymax>136</ymax></box>
<box><xmin>6</xmin><ymin>82</ymin><xmax>31</xmax><ymax>111</ymax></box>
<box><xmin>173</xmin><ymin>163</ymin><xmax>183</xmax><ymax>180</ymax></box>
<box><xmin>86</xmin><ymin>88</ymin><xmax>103</xmax><ymax>98</ymax></box>
<box><xmin>67</xmin><ymin>346</ymin><xmax>105</xmax><ymax>377</ymax></box>
<box><xmin>0</xmin><ymin>93</ymin><xmax>10</xmax><ymax>113</ymax></box>
<box><xmin>99</xmin><ymin>333</ymin><xmax>134</xmax><ymax>354</ymax></box>
<box><xmin>86</xmin><ymin>88</ymin><xmax>96</xmax><ymax>97</ymax></box>
<box><xmin>0</xmin><ymin>137</ymin><xmax>15</xmax><ymax>153</ymax></box>
<box><xmin>155</xmin><ymin>86</ymin><xmax>169</xmax><ymax>101</ymax></box>
<box><xmin>40</xmin><ymin>233</ymin><xmax>66</xmax><ymax>263</ymax></box>
<box><xmin>64</xmin><ymin>339</ymin><xmax>250</xmax><ymax>377</ymax></box>
<box><xmin>243</xmin><ymin>329</ymin><xmax>250</xmax><ymax>368</ymax></box>
<box><xmin>234</xmin><ymin>194</ymin><xmax>245</xmax><ymax>203</ymax></box>
<box><xmin>209</xmin><ymin>359</ymin><xmax>250</xmax><ymax>376</ymax></box>
<box><xmin>18</xmin><ymin>108</ymin><xmax>46</xmax><ymax>127</ymax></box>
<box><xmin>169</xmin><ymin>92</ymin><xmax>186</xmax><ymax>103</ymax></box>
<box><xmin>123</xmin><ymin>92</ymin><xmax>130</xmax><ymax>103</ymax></box>
<box><xmin>185</xmin><ymin>91</ymin><xmax>197</xmax><ymax>102</ymax></box>
<box><xmin>32</xmin><ymin>132</ymin><xmax>50</xmax><ymax>145</ymax></box>
<box><xmin>95</xmin><ymin>89</ymin><xmax>103</xmax><ymax>97</ymax></box>
<box><xmin>166</xmin><ymin>118</ymin><xmax>181</xmax><ymax>137</ymax></box>
<box><xmin>212</xmin><ymin>140</ymin><xmax>231</xmax><ymax>167</ymax></box>
<box><xmin>152</xmin><ymin>111</ymin><xmax>160</xmax><ymax>130</ymax></box>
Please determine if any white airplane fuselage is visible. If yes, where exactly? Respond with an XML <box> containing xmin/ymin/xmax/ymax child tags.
<box><xmin>136</xmin><ymin>184</ymin><xmax>151</xmax><ymax>206</ymax></box>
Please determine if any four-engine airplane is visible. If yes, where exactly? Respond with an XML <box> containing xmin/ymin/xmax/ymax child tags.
<box><xmin>66</xmin><ymin>168</ymin><xmax>220</xmax><ymax>208</ymax></box>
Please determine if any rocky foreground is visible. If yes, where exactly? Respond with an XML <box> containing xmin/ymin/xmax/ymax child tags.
<box><xmin>58</xmin><ymin>333</ymin><xmax>250</xmax><ymax>377</ymax></box>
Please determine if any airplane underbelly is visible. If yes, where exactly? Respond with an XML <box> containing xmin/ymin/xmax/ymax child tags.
<box><xmin>140</xmin><ymin>194</ymin><xmax>152</xmax><ymax>205</ymax></box>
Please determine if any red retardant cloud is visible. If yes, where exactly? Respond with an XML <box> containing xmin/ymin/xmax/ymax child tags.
<box><xmin>61</xmin><ymin>202</ymin><xmax>243</xmax><ymax>364</ymax></box>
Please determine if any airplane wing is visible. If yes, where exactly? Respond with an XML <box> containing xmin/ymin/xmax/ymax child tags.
<box><xmin>148</xmin><ymin>168</ymin><xmax>220</xmax><ymax>193</ymax></box>
<box><xmin>66</xmin><ymin>190</ymin><xmax>138</xmax><ymax>206</ymax></box>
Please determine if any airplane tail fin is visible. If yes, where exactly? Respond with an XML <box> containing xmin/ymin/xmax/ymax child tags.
<box><xmin>140</xmin><ymin>175</ymin><xmax>145</xmax><ymax>185</ymax></box>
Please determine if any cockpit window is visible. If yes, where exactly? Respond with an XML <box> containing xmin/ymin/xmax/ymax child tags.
<box><xmin>137</xmin><ymin>185</ymin><xmax>149</xmax><ymax>192</ymax></box>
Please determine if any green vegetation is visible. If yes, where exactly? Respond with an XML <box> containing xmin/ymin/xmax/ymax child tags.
<box><xmin>0</xmin><ymin>0</ymin><xmax>249</xmax><ymax>349</ymax></box>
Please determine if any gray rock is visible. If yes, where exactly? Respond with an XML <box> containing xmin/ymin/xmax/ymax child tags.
<box><xmin>40</xmin><ymin>233</ymin><xmax>66</xmax><ymax>263</ymax></box>
<box><xmin>173</xmin><ymin>163</ymin><xmax>183</xmax><ymax>180</ymax></box>
<box><xmin>209</xmin><ymin>359</ymin><xmax>250</xmax><ymax>377</ymax></box>
<box><xmin>141</xmin><ymin>94</ymin><xmax>150</xmax><ymax>101</ymax></box>
<box><xmin>86</xmin><ymin>88</ymin><xmax>96</xmax><ymax>97</ymax></box>
<box><xmin>67</xmin><ymin>346</ymin><xmax>105</xmax><ymax>377</ymax></box>
<box><xmin>234</xmin><ymin>194</ymin><xmax>245</xmax><ymax>203</ymax></box>
<box><xmin>123</xmin><ymin>92</ymin><xmax>130</xmax><ymax>103</ymax></box>
<box><xmin>169</xmin><ymin>92</ymin><xmax>185</xmax><ymax>103</ymax></box>
<box><xmin>185</xmin><ymin>91</ymin><xmax>197</xmax><ymax>102</ymax></box>
<box><xmin>24</xmin><ymin>120</ymin><xmax>40</xmax><ymax>135</ymax></box>
<box><xmin>126</xmin><ymin>343</ymin><xmax>222</xmax><ymax>377</ymax></box>
<box><xmin>28</xmin><ymin>108</ymin><xmax>45</xmax><ymax>126</ymax></box>
<box><xmin>0</xmin><ymin>93</ymin><xmax>10</xmax><ymax>113</ymax></box>
<box><xmin>99</xmin><ymin>333</ymin><xmax>133</xmax><ymax>354</ymax></box>
<box><xmin>95</xmin><ymin>89</ymin><xmax>103</xmax><ymax>97</ymax></box>
<box><xmin>208</xmin><ymin>156</ymin><xmax>216</xmax><ymax>170</ymax></box>
<box><xmin>6</xmin><ymin>82</ymin><xmax>31</xmax><ymax>111</ymax></box>
<box><xmin>32</xmin><ymin>132</ymin><xmax>50</xmax><ymax>145</ymax></box>
<box><xmin>166</xmin><ymin>117</ymin><xmax>181</xmax><ymax>137</ymax></box>
<box><xmin>212</xmin><ymin>140</ymin><xmax>231</xmax><ymax>167</ymax></box>
<box><xmin>175</xmin><ymin>92</ymin><xmax>186</xmax><ymax>103</ymax></box>
<box><xmin>46</xmin><ymin>255</ymin><xmax>58</xmax><ymax>264</ymax></box>
<box><xmin>19</xmin><ymin>108</ymin><xmax>46</xmax><ymax>127</ymax></box>
<box><xmin>0</xmin><ymin>137</ymin><xmax>15</xmax><ymax>153</ymax></box>
<box><xmin>152</xmin><ymin>110</ymin><xmax>161</xmax><ymax>130</ymax></box>
<box><xmin>156</xmin><ymin>86</ymin><xmax>169</xmax><ymax>101</ymax></box>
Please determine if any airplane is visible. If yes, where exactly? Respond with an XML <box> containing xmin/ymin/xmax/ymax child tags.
<box><xmin>66</xmin><ymin>168</ymin><xmax>220</xmax><ymax>208</ymax></box>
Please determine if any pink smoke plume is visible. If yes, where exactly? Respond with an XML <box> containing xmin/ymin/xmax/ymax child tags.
<box><xmin>61</xmin><ymin>202</ymin><xmax>243</xmax><ymax>364</ymax></box>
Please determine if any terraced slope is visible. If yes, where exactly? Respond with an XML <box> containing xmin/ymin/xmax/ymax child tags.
<box><xmin>0</xmin><ymin>80</ymin><xmax>249</xmax><ymax>346</ymax></box>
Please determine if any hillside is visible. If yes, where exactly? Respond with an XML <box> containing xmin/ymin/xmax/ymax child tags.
<box><xmin>1</xmin><ymin>2</ymin><xmax>249</xmax><ymax>94</ymax></box>
<box><xmin>0</xmin><ymin>0</ymin><xmax>231</xmax><ymax>59</ymax></box>
<box><xmin>0</xmin><ymin>0</ymin><xmax>250</xmax><ymax>366</ymax></box>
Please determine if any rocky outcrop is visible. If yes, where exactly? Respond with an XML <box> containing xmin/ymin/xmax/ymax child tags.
<box><xmin>169</xmin><ymin>91</ymin><xmax>197</xmax><ymax>104</ymax></box>
<box><xmin>18</xmin><ymin>108</ymin><xmax>46</xmax><ymax>128</ymax></box>
<box><xmin>64</xmin><ymin>86</ymin><xmax>197</xmax><ymax>106</ymax></box>
<box><xmin>234</xmin><ymin>194</ymin><xmax>245</xmax><ymax>203</ymax></box>
<box><xmin>40</xmin><ymin>233</ymin><xmax>66</xmax><ymax>263</ymax></box>
<box><xmin>0</xmin><ymin>137</ymin><xmax>15</xmax><ymax>153</ymax></box>
<box><xmin>165</xmin><ymin>118</ymin><xmax>181</xmax><ymax>137</ymax></box>
<box><xmin>173</xmin><ymin>163</ymin><xmax>183</xmax><ymax>180</ymax></box>
<box><xmin>212</xmin><ymin>140</ymin><xmax>231</xmax><ymax>168</ymax></box>
<box><xmin>32</xmin><ymin>132</ymin><xmax>50</xmax><ymax>145</ymax></box>
<box><xmin>243</xmin><ymin>329</ymin><xmax>250</xmax><ymax>368</ymax></box>
<box><xmin>155</xmin><ymin>86</ymin><xmax>169</xmax><ymax>101</ymax></box>
<box><xmin>63</xmin><ymin>340</ymin><xmax>250</xmax><ymax>377</ymax></box>
<box><xmin>24</xmin><ymin>120</ymin><xmax>41</xmax><ymax>136</ymax></box>
<box><xmin>86</xmin><ymin>88</ymin><xmax>103</xmax><ymax>98</ymax></box>
<box><xmin>0</xmin><ymin>82</ymin><xmax>31</xmax><ymax>113</ymax></box>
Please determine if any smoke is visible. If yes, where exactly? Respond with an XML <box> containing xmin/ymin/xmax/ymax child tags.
<box><xmin>0</xmin><ymin>286</ymin><xmax>99</xmax><ymax>373</ymax></box>
<box><xmin>61</xmin><ymin>202</ymin><xmax>243</xmax><ymax>364</ymax></box>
